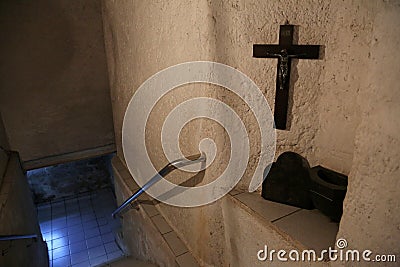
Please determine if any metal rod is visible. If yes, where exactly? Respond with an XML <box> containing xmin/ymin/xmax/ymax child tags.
<box><xmin>112</xmin><ymin>153</ymin><xmax>206</xmax><ymax>218</ymax></box>
<box><xmin>0</xmin><ymin>234</ymin><xmax>38</xmax><ymax>241</ymax></box>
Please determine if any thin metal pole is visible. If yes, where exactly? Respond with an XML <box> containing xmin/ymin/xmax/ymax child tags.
<box><xmin>112</xmin><ymin>153</ymin><xmax>205</xmax><ymax>218</ymax></box>
<box><xmin>0</xmin><ymin>234</ymin><xmax>38</xmax><ymax>241</ymax></box>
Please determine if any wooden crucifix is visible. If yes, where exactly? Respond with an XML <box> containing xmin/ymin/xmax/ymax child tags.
<box><xmin>253</xmin><ymin>24</ymin><xmax>321</xmax><ymax>130</ymax></box>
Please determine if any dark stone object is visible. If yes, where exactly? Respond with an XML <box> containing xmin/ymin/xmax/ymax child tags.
<box><xmin>262</xmin><ymin>152</ymin><xmax>314</xmax><ymax>209</ymax></box>
<box><xmin>309</xmin><ymin>166</ymin><xmax>348</xmax><ymax>222</ymax></box>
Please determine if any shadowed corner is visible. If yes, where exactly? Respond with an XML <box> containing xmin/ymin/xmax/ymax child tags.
<box><xmin>247</xmin><ymin>162</ymin><xmax>273</xmax><ymax>193</ymax></box>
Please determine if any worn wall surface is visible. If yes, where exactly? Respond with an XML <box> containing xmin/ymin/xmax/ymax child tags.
<box><xmin>335</xmin><ymin>2</ymin><xmax>400</xmax><ymax>263</ymax></box>
<box><xmin>0</xmin><ymin>114</ymin><xmax>9</xmax><ymax>152</ymax></box>
<box><xmin>101</xmin><ymin>1</ymin><xmax>228</xmax><ymax>265</ymax></box>
<box><xmin>112</xmin><ymin>158</ymin><xmax>178</xmax><ymax>267</ymax></box>
<box><xmin>102</xmin><ymin>0</ymin><xmax>399</xmax><ymax>266</ymax></box>
<box><xmin>0</xmin><ymin>0</ymin><xmax>114</xmax><ymax>164</ymax></box>
<box><xmin>0</xmin><ymin>113</ymin><xmax>10</xmax><ymax>184</ymax></box>
<box><xmin>0</xmin><ymin>153</ymin><xmax>48</xmax><ymax>267</ymax></box>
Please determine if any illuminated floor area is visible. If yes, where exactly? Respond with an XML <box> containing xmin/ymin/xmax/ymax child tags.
<box><xmin>37</xmin><ymin>188</ymin><xmax>124</xmax><ymax>267</ymax></box>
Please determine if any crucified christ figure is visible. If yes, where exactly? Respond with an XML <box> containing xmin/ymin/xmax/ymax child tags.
<box><xmin>266</xmin><ymin>49</ymin><xmax>303</xmax><ymax>90</ymax></box>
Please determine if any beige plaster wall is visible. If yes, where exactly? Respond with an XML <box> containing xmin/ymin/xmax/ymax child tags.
<box><xmin>102</xmin><ymin>0</ymin><xmax>399</xmax><ymax>266</ymax></box>
<box><xmin>336</xmin><ymin>2</ymin><xmax>400</xmax><ymax>264</ymax></box>
<box><xmin>0</xmin><ymin>0</ymin><xmax>114</xmax><ymax>163</ymax></box>
<box><xmin>101</xmin><ymin>0</ymin><xmax>216</xmax><ymax>164</ymax></box>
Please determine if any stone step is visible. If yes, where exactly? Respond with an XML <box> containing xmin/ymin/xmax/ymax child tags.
<box><xmin>97</xmin><ymin>256</ymin><xmax>157</xmax><ymax>267</ymax></box>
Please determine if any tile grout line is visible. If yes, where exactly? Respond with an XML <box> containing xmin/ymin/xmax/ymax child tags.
<box><xmin>175</xmin><ymin>251</ymin><xmax>189</xmax><ymax>257</ymax></box>
<box><xmin>161</xmin><ymin>229</ymin><xmax>173</xmax><ymax>235</ymax></box>
<box><xmin>271</xmin><ymin>208</ymin><xmax>302</xmax><ymax>223</ymax></box>
<box><xmin>37</xmin><ymin>188</ymin><xmax>124</xmax><ymax>267</ymax></box>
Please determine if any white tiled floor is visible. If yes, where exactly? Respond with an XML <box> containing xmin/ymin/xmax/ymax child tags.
<box><xmin>37</xmin><ymin>188</ymin><xmax>124</xmax><ymax>267</ymax></box>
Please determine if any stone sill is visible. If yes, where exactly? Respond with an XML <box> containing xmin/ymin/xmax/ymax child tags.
<box><xmin>228</xmin><ymin>189</ymin><xmax>339</xmax><ymax>253</ymax></box>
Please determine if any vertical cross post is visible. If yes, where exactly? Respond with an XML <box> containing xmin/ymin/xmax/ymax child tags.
<box><xmin>253</xmin><ymin>25</ymin><xmax>320</xmax><ymax>130</ymax></box>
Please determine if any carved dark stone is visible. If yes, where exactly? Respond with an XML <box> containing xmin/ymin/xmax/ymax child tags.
<box><xmin>262</xmin><ymin>151</ymin><xmax>349</xmax><ymax>222</ymax></box>
<box><xmin>262</xmin><ymin>151</ymin><xmax>314</xmax><ymax>209</ymax></box>
<box><xmin>309</xmin><ymin>166</ymin><xmax>348</xmax><ymax>222</ymax></box>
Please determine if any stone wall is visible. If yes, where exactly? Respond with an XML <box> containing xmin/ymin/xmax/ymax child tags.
<box><xmin>0</xmin><ymin>112</ymin><xmax>47</xmax><ymax>266</ymax></box>
<box><xmin>0</xmin><ymin>0</ymin><xmax>115</xmax><ymax>164</ymax></box>
<box><xmin>335</xmin><ymin>3</ymin><xmax>400</xmax><ymax>263</ymax></box>
<box><xmin>0</xmin><ymin>114</ymin><xmax>9</xmax><ymax>182</ymax></box>
<box><xmin>0</xmin><ymin>153</ymin><xmax>48</xmax><ymax>267</ymax></box>
<box><xmin>0</xmin><ymin>114</ymin><xmax>9</xmax><ymax>152</ymax></box>
<box><xmin>102</xmin><ymin>0</ymin><xmax>400</xmax><ymax>266</ymax></box>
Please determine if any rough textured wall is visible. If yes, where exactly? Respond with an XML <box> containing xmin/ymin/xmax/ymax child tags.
<box><xmin>0</xmin><ymin>154</ymin><xmax>48</xmax><ymax>267</ymax></box>
<box><xmin>0</xmin><ymin>114</ymin><xmax>9</xmax><ymax>151</ymax></box>
<box><xmin>336</xmin><ymin>2</ymin><xmax>400</xmax><ymax>263</ymax></box>
<box><xmin>102</xmin><ymin>0</ymin><xmax>399</xmax><ymax>266</ymax></box>
<box><xmin>0</xmin><ymin>0</ymin><xmax>114</xmax><ymax>163</ymax></box>
<box><xmin>313</xmin><ymin>1</ymin><xmax>376</xmax><ymax>174</ymax></box>
<box><xmin>0</xmin><ymin>113</ymin><xmax>10</xmax><ymax>184</ymax></box>
<box><xmin>113</xmin><ymin>160</ymin><xmax>178</xmax><ymax>267</ymax></box>
<box><xmin>210</xmin><ymin>0</ymin><xmax>332</xmax><ymax>189</ymax></box>
<box><xmin>101</xmin><ymin>0</ymin><xmax>217</xmax><ymax>164</ymax></box>
<box><xmin>101</xmin><ymin>2</ymin><xmax>228</xmax><ymax>265</ymax></box>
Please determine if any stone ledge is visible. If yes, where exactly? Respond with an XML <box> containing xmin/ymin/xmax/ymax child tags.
<box><xmin>229</xmin><ymin>190</ymin><xmax>339</xmax><ymax>253</ymax></box>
